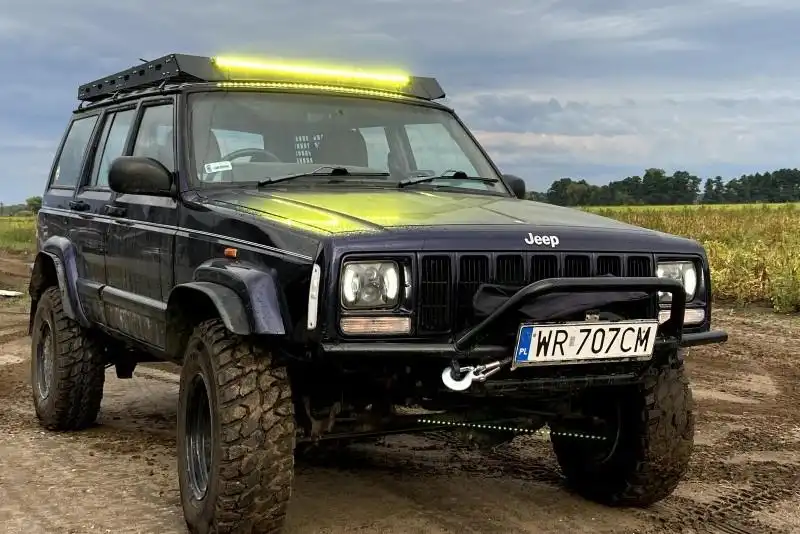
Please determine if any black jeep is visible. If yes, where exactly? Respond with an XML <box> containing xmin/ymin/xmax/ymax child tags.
<box><xmin>29</xmin><ymin>53</ymin><xmax>727</xmax><ymax>533</ymax></box>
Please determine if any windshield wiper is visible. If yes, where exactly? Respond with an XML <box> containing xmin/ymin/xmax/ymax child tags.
<box><xmin>397</xmin><ymin>169</ymin><xmax>499</xmax><ymax>188</ymax></box>
<box><xmin>257</xmin><ymin>166</ymin><xmax>390</xmax><ymax>187</ymax></box>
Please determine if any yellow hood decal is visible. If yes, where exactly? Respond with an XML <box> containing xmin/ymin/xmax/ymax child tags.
<box><xmin>221</xmin><ymin>189</ymin><xmax>634</xmax><ymax>235</ymax></box>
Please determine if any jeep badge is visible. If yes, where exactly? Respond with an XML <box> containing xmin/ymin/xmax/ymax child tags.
<box><xmin>524</xmin><ymin>233</ymin><xmax>560</xmax><ymax>247</ymax></box>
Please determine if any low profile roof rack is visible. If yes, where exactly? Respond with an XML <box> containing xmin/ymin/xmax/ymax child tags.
<box><xmin>77</xmin><ymin>54</ymin><xmax>446</xmax><ymax>103</ymax></box>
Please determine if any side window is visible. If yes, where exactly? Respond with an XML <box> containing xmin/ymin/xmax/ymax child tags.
<box><xmin>52</xmin><ymin>115</ymin><xmax>98</xmax><ymax>188</ymax></box>
<box><xmin>212</xmin><ymin>128</ymin><xmax>264</xmax><ymax>158</ymax></box>
<box><xmin>132</xmin><ymin>104</ymin><xmax>175</xmax><ymax>172</ymax></box>
<box><xmin>405</xmin><ymin>123</ymin><xmax>478</xmax><ymax>176</ymax></box>
<box><xmin>358</xmin><ymin>127</ymin><xmax>390</xmax><ymax>168</ymax></box>
<box><xmin>89</xmin><ymin>109</ymin><xmax>136</xmax><ymax>188</ymax></box>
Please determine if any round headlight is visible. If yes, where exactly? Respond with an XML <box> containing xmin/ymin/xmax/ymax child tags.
<box><xmin>656</xmin><ymin>261</ymin><xmax>698</xmax><ymax>302</ymax></box>
<box><xmin>341</xmin><ymin>261</ymin><xmax>401</xmax><ymax>309</ymax></box>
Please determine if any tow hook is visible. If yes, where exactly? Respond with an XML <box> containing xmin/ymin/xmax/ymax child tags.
<box><xmin>441</xmin><ymin>358</ymin><xmax>511</xmax><ymax>392</ymax></box>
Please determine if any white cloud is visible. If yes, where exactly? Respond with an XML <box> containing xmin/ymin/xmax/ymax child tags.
<box><xmin>2</xmin><ymin>0</ymin><xmax>800</xmax><ymax>200</ymax></box>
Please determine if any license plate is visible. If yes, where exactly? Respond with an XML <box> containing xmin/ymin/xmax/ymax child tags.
<box><xmin>511</xmin><ymin>320</ymin><xmax>659</xmax><ymax>368</ymax></box>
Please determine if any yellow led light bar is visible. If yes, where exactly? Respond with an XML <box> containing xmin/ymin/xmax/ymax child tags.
<box><xmin>212</xmin><ymin>56</ymin><xmax>410</xmax><ymax>87</ymax></box>
<box><xmin>216</xmin><ymin>81</ymin><xmax>410</xmax><ymax>99</ymax></box>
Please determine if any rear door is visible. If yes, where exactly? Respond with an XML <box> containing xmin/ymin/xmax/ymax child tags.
<box><xmin>102</xmin><ymin>98</ymin><xmax>178</xmax><ymax>349</ymax></box>
<box><xmin>70</xmin><ymin>105</ymin><xmax>137</xmax><ymax>324</ymax></box>
<box><xmin>38</xmin><ymin>112</ymin><xmax>102</xmax><ymax>320</ymax></box>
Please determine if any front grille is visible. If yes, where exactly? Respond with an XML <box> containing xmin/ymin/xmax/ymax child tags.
<box><xmin>417</xmin><ymin>253</ymin><xmax>654</xmax><ymax>334</ymax></box>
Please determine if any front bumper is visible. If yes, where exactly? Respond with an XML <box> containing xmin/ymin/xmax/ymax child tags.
<box><xmin>322</xmin><ymin>276</ymin><xmax>728</xmax><ymax>359</ymax></box>
<box><xmin>321</xmin><ymin>329</ymin><xmax>728</xmax><ymax>358</ymax></box>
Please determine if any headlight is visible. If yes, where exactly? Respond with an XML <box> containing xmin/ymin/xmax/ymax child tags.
<box><xmin>656</xmin><ymin>261</ymin><xmax>698</xmax><ymax>303</ymax></box>
<box><xmin>341</xmin><ymin>261</ymin><xmax>401</xmax><ymax>309</ymax></box>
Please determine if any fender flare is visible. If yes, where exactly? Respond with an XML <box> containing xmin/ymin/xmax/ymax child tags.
<box><xmin>29</xmin><ymin>236</ymin><xmax>90</xmax><ymax>328</ymax></box>
<box><xmin>167</xmin><ymin>281</ymin><xmax>251</xmax><ymax>335</ymax></box>
<box><xmin>192</xmin><ymin>259</ymin><xmax>290</xmax><ymax>335</ymax></box>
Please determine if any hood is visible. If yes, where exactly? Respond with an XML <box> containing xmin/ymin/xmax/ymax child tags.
<box><xmin>207</xmin><ymin>188</ymin><xmax>646</xmax><ymax>235</ymax></box>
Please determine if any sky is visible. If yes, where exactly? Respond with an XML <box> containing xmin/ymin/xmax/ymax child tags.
<box><xmin>3</xmin><ymin>0</ymin><xmax>800</xmax><ymax>203</ymax></box>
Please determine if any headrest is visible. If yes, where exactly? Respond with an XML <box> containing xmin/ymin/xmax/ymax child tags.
<box><xmin>313</xmin><ymin>128</ymin><xmax>368</xmax><ymax>167</ymax></box>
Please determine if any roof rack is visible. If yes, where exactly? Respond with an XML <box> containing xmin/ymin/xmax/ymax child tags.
<box><xmin>77</xmin><ymin>54</ymin><xmax>446</xmax><ymax>103</ymax></box>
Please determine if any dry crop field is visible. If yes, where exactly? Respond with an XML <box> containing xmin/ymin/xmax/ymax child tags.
<box><xmin>0</xmin><ymin>207</ymin><xmax>799</xmax><ymax>533</ymax></box>
<box><xmin>588</xmin><ymin>203</ymin><xmax>800</xmax><ymax>312</ymax></box>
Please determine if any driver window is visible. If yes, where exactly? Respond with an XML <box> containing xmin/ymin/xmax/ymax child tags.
<box><xmin>132</xmin><ymin>104</ymin><xmax>175</xmax><ymax>172</ymax></box>
<box><xmin>405</xmin><ymin>123</ymin><xmax>478</xmax><ymax>177</ymax></box>
<box><xmin>357</xmin><ymin>126</ymin><xmax>390</xmax><ymax>169</ymax></box>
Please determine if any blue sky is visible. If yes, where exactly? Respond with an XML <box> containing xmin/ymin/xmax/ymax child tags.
<box><xmin>3</xmin><ymin>0</ymin><xmax>800</xmax><ymax>203</ymax></box>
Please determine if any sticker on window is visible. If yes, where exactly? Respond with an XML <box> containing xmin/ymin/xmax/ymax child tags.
<box><xmin>204</xmin><ymin>161</ymin><xmax>233</xmax><ymax>174</ymax></box>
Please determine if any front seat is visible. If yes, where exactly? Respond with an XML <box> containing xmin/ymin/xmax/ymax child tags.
<box><xmin>313</xmin><ymin>127</ymin><xmax>368</xmax><ymax>167</ymax></box>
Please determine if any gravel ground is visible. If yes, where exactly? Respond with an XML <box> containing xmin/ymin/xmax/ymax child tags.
<box><xmin>0</xmin><ymin>258</ymin><xmax>798</xmax><ymax>534</ymax></box>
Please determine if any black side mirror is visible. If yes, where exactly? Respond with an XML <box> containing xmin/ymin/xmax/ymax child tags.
<box><xmin>503</xmin><ymin>174</ymin><xmax>526</xmax><ymax>199</ymax></box>
<box><xmin>109</xmin><ymin>156</ymin><xmax>173</xmax><ymax>196</ymax></box>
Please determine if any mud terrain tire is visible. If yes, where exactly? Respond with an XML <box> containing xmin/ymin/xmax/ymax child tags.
<box><xmin>551</xmin><ymin>359</ymin><xmax>694</xmax><ymax>507</ymax></box>
<box><xmin>177</xmin><ymin>318</ymin><xmax>295</xmax><ymax>534</ymax></box>
<box><xmin>30</xmin><ymin>286</ymin><xmax>106</xmax><ymax>430</ymax></box>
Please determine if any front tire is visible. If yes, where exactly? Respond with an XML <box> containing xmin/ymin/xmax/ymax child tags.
<box><xmin>30</xmin><ymin>286</ymin><xmax>106</xmax><ymax>430</ymax></box>
<box><xmin>550</xmin><ymin>359</ymin><xmax>695</xmax><ymax>507</ymax></box>
<box><xmin>177</xmin><ymin>319</ymin><xmax>295</xmax><ymax>534</ymax></box>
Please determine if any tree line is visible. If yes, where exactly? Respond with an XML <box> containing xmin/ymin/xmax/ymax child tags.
<box><xmin>0</xmin><ymin>196</ymin><xmax>42</xmax><ymax>216</ymax></box>
<box><xmin>527</xmin><ymin>168</ymin><xmax>800</xmax><ymax>206</ymax></box>
<box><xmin>9</xmin><ymin>168</ymin><xmax>800</xmax><ymax>212</ymax></box>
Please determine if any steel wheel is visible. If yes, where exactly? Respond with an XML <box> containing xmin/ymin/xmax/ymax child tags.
<box><xmin>35</xmin><ymin>320</ymin><xmax>54</xmax><ymax>400</ymax></box>
<box><xmin>184</xmin><ymin>372</ymin><xmax>213</xmax><ymax>501</ymax></box>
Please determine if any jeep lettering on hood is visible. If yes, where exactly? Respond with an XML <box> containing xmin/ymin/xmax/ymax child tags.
<box><xmin>524</xmin><ymin>233</ymin><xmax>560</xmax><ymax>247</ymax></box>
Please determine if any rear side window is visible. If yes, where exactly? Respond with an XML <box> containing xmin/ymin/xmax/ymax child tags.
<box><xmin>89</xmin><ymin>109</ymin><xmax>136</xmax><ymax>188</ymax></box>
<box><xmin>52</xmin><ymin>115</ymin><xmax>98</xmax><ymax>188</ymax></box>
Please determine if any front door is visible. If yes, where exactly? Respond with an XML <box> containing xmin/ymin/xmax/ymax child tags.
<box><xmin>102</xmin><ymin>99</ymin><xmax>178</xmax><ymax>350</ymax></box>
<box><xmin>70</xmin><ymin>105</ymin><xmax>138</xmax><ymax>324</ymax></box>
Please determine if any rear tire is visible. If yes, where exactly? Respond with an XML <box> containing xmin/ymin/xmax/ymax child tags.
<box><xmin>550</xmin><ymin>359</ymin><xmax>694</xmax><ymax>507</ymax></box>
<box><xmin>30</xmin><ymin>286</ymin><xmax>106</xmax><ymax>430</ymax></box>
<box><xmin>177</xmin><ymin>318</ymin><xmax>295</xmax><ymax>534</ymax></box>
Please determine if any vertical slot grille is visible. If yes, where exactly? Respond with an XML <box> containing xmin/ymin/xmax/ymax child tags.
<box><xmin>496</xmin><ymin>254</ymin><xmax>525</xmax><ymax>285</ymax></box>
<box><xmin>564</xmin><ymin>255</ymin><xmax>591</xmax><ymax>277</ymax></box>
<box><xmin>418</xmin><ymin>256</ymin><xmax>451</xmax><ymax>332</ymax></box>
<box><xmin>627</xmin><ymin>256</ymin><xmax>653</xmax><ymax>277</ymax></box>
<box><xmin>456</xmin><ymin>256</ymin><xmax>490</xmax><ymax>329</ymax></box>
<box><xmin>531</xmin><ymin>254</ymin><xmax>559</xmax><ymax>281</ymax></box>
<box><xmin>597</xmin><ymin>255</ymin><xmax>622</xmax><ymax>276</ymax></box>
<box><xmin>417</xmin><ymin>252</ymin><xmax>655</xmax><ymax>335</ymax></box>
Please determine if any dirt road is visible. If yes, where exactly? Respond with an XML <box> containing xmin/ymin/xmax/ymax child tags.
<box><xmin>1</xmin><ymin>258</ymin><xmax>799</xmax><ymax>534</ymax></box>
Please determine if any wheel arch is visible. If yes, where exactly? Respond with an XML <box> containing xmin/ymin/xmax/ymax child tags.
<box><xmin>166</xmin><ymin>260</ymin><xmax>293</xmax><ymax>361</ymax></box>
<box><xmin>28</xmin><ymin>237</ymin><xmax>89</xmax><ymax>333</ymax></box>
<box><xmin>165</xmin><ymin>282</ymin><xmax>250</xmax><ymax>360</ymax></box>
<box><xmin>193</xmin><ymin>259</ymin><xmax>291</xmax><ymax>335</ymax></box>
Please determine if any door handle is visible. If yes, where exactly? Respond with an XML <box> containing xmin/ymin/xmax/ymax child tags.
<box><xmin>104</xmin><ymin>205</ymin><xmax>127</xmax><ymax>217</ymax></box>
<box><xmin>69</xmin><ymin>200</ymin><xmax>90</xmax><ymax>212</ymax></box>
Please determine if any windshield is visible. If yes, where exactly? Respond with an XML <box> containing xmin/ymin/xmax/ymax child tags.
<box><xmin>187</xmin><ymin>90</ymin><xmax>507</xmax><ymax>194</ymax></box>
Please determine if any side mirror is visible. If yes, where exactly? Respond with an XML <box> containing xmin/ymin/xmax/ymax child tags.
<box><xmin>109</xmin><ymin>156</ymin><xmax>173</xmax><ymax>196</ymax></box>
<box><xmin>503</xmin><ymin>174</ymin><xmax>526</xmax><ymax>199</ymax></box>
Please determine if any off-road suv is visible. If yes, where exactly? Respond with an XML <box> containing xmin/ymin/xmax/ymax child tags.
<box><xmin>29</xmin><ymin>53</ymin><xmax>728</xmax><ymax>533</ymax></box>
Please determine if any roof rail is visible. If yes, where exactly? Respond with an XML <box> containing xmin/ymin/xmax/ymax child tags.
<box><xmin>77</xmin><ymin>54</ymin><xmax>446</xmax><ymax>102</ymax></box>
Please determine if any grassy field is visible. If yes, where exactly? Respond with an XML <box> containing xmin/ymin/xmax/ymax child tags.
<box><xmin>585</xmin><ymin>202</ymin><xmax>800</xmax><ymax>211</ymax></box>
<box><xmin>1</xmin><ymin>203</ymin><xmax>797</xmax><ymax>312</ymax></box>
<box><xmin>0</xmin><ymin>216</ymin><xmax>37</xmax><ymax>255</ymax></box>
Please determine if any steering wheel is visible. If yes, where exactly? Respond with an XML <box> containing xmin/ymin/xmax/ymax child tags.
<box><xmin>222</xmin><ymin>147</ymin><xmax>282</xmax><ymax>163</ymax></box>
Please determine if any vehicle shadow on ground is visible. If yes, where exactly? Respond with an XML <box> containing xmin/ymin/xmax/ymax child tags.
<box><xmin>86</xmin><ymin>369</ymin><xmax>657</xmax><ymax>534</ymax></box>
